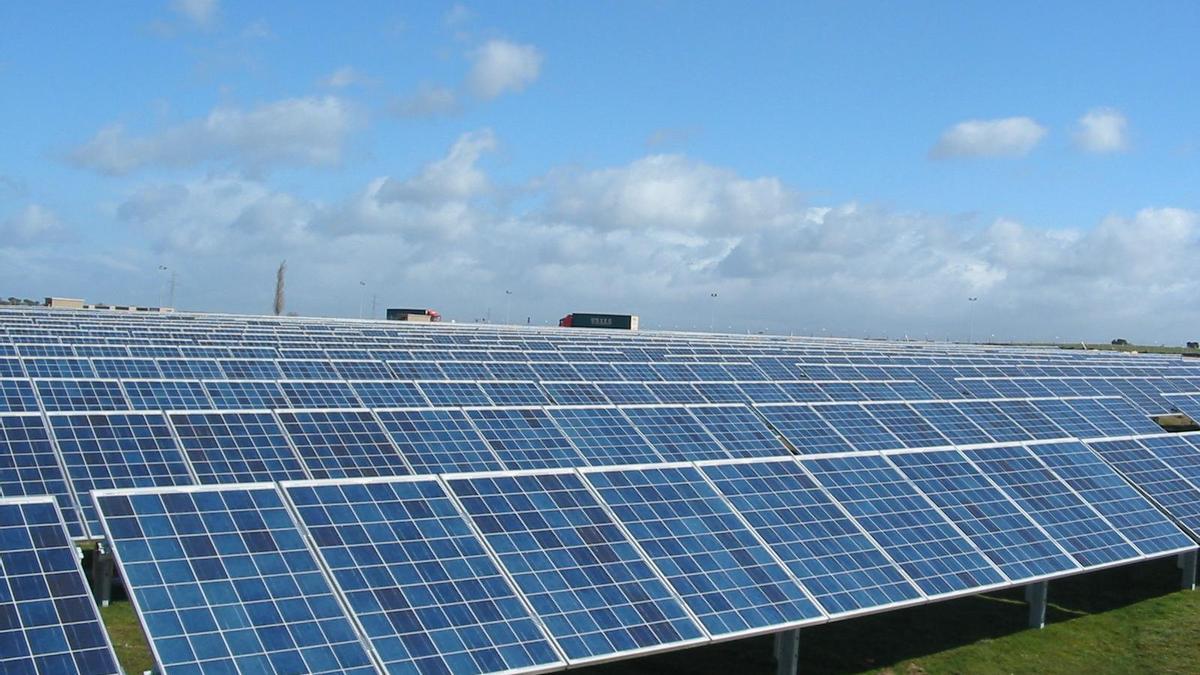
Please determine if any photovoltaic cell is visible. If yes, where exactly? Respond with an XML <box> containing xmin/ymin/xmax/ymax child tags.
<box><xmin>0</xmin><ymin>414</ymin><xmax>84</xmax><ymax>537</ymax></box>
<box><xmin>701</xmin><ymin>459</ymin><xmax>922</xmax><ymax>616</ymax></box>
<box><xmin>280</xmin><ymin>381</ymin><xmax>361</xmax><ymax>409</ymax></box>
<box><xmin>597</xmin><ymin>382</ymin><xmax>660</xmax><ymax>405</ymax></box>
<box><xmin>541</xmin><ymin>382</ymin><xmax>610</xmax><ymax>406</ymax></box>
<box><xmin>687</xmin><ymin>405</ymin><xmax>790</xmax><ymax>459</ymax></box>
<box><xmin>1061</xmin><ymin>399</ymin><xmax>1141</xmax><ymax>438</ymax></box>
<box><xmin>862</xmin><ymin>404</ymin><xmax>950</xmax><ymax>449</ymax></box>
<box><xmin>1027</xmin><ymin>399</ymin><xmax>1107</xmax><ymax>439</ymax></box>
<box><xmin>585</xmin><ymin>465</ymin><xmax>823</xmax><ymax>637</ymax></box>
<box><xmin>464</xmin><ymin>408</ymin><xmax>583</xmax><ymax>470</ymax></box>
<box><xmin>0</xmin><ymin>497</ymin><xmax>120</xmax><ymax>674</ymax></box>
<box><xmin>693</xmin><ymin>382</ymin><xmax>750</xmax><ymax>404</ymax></box>
<box><xmin>910</xmin><ymin>402</ymin><xmax>994</xmax><ymax>446</ymax></box>
<box><xmin>22</xmin><ymin>358</ymin><xmax>95</xmax><ymax>379</ymax></box>
<box><xmin>35</xmin><ymin>379</ymin><xmax>129</xmax><ymax>412</ymax></box>
<box><xmin>736</xmin><ymin>382</ymin><xmax>791</xmax><ymax>404</ymax></box>
<box><xmin>645</xmin><ymin>382</ymin><xmax>705</xmax><ymax>404</ymax></box>
<box><xmin>887</xmin><ymin>450</ymin><xmax>1076</xmax><ymax>581</ymax></box>
<box><xmin>756</xmin><ymin>405</ymin><xmax>853</xmax><ymax>455</ymax></box>
<box><xmin>169</xmin><ymin>411</ymin><xmax>309</xmax><ymax>484</ymax></box>
<box><xmin>49</xmin><ymin>412</ymin><xmax>194</xmax><ymax>538</ymax></box>
<box><xmin>276</xmin><ymin>410</ymin><xmax>409</xmax><ymax>479</ymax></box>
<box><xmin>0</xmin><ymin>379</ymin><xmax>38</xmax><ymax>412</ymax></box>
<box><xmin>546</xmin><ymin>407</ymin><xmax>663</xmax><ymax>466</ymax></box>
<box><xmin>478</xmin><ymin>381</ymin><xmax>550</xmax><ymax>406</ymax></box>
<box><xmin>122</xmin><ymin>380</ymin><xmax>212</xmax><ymax>411</ymax></box>
<box><xmin>277</xmin><ymin>360</ymin><xmax>340</xmax><ymax>380</ymax></box>
<box><xmin>417</xmin><ymin>381</ymin><xmax>493</xmax><ymax>407</ymax></box>
<box><xmin>157</xmin><ymin>359</ymin><xmax>223</xmax><ymax>380</ymax></box>
<box><xmin>331</xmin><ymin>361</ymin><xmax>394</xmax><ymax>380</ymax></box>
<box><xmin>620</xmin><ymin>406</ymin><xmax>730</xmax><ymax>462</ymax></box>
<box><xmin>800</xmin><ymin>454</ymin><xmax>1006</xmax><ymax>597</ymax></box>
<box><xmin>92</xmin><ymin>358</ymin><xmax>161</xmax><ymax>379</ymax></box>
<box><xmin>952</xmin><ymin>401</ymin><xmax>1031</xmax><ymax>443</ymax></box>
<box><xmin>283</xmin><ymin>478</ymin><xmax>564</xmax><ymax>675</ymax></box>
<box><xmin>202</xmin><ymin>380</ymin><xmax>289</xmax><ymax>410</ymax></box>
<box><xmin>446</xmin><ymin>472</ymin><xmax>705</xmax><ymax>663</ymax></box>
<box><xmin>1092</xmin><ymin>397</ymin><xmax>1164</xmax><ymax>435</ymax></box>
<box><xmin>94</xmin><ymin>485</ymin><xmax>376</xmax><ymax>675</ymax></box>
<box><xmin>375</xmin><ymin>409</ymin><xmax>502</xmax><ymax>474</ymax></box>
<box><xmin>1087</xmin><ymin>438</ymin><xmax>1200</xmax><ymax>535</ymax></box>
<box><xmin>991</xmin><ymin>400</ymin><xmax>1068</xmax><ymax>440</ymax></box>
<box><xmin>218</xmin><ymin>359</ymin><xmax>283</xmax><ymax>380</ymax></box>
<box><xmin>348</xmin><ymin>381</ymin><xmax>427</xmax><ymax>408</ymax></box>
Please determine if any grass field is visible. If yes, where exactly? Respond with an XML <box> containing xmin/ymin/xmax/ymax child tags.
<box><xmin>98</xmin><ymin>556</ymin><xmax>1199</xmax><ymax>674</ymax></box>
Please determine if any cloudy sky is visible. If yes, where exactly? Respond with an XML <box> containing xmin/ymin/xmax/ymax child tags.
<box><xmin>2</xmin><ymin>2</ymin><xmax>1198</xmax><ymax>342</ymax></box>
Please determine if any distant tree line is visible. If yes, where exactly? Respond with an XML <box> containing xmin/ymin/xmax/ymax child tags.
<box><xmin>0</xmin><ymin>297</ymin><xmax>39</xmax><ymax>306</ymax></box>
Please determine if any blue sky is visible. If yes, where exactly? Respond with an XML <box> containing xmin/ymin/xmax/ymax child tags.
<box><xmin>2</xmin><ymin>2</ymin><xmax>1199</xmax><ymax>341</ymax></box>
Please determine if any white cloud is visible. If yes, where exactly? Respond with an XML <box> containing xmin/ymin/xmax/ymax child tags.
<box><xmin>445</xmin><ymin>3</ymin><xmax>474</xmax><ymax>26</ymax></box>
<box><xmin>322</xmin><ymin>67</ymin><xmax>368</xmax><ymax>89</ymax></box>
<box><xmin>1074</xmin><ymin>108</ymin><xmax>1129</xmax><ymax>154</ymax></box>
<box><xmin>393</xmin><ymin>85</ymin><xmax>459</xmax><ymax>118</ymax></box>
<box><xmin>171</xmin><ymin>0</ymin><xmax>218</xmax><ymax>28</ymax></box>
<box><xmin>930</xmin><ymin>117</ymin><xmax>1047</xmax><ymax>159</ymax></box>
<box><xmin>70</xmin><ymin>96</ymin><xmax>358</xmax><ymax>174</ymax></box>
<box><xmin>0</xmin><ymin>205</ymin><xmax>66</xmax><ymax>246</ymax></box>
<box><xmin>378</xmin><ymin>129</ymin><xmax>497</xmax><ymax>205</ymax></box>
<box><xmin>467</xmin><ymin>39</ymin><xmax>542</xmax><ymax>99</ymax></box>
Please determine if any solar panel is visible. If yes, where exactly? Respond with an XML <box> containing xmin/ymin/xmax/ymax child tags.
<box><xmin>92</xmin><ymin>357</ymin><xmax>161</xmax><ymax>379</ymax></box>
<box><xmin>0</xmin><ymin>496</ymin><xmax>120</xmax><ymax>673</ymax></box>
<box><xmin>700</xmin><ymin>459</ymin><xmax>922</xmax><ymax>616</ymax></box>
<box><xmin>1166</xmin><ymin>393</ymin><xmax>1200</xmax><ymax>421</ymax></box>
<box><xmin>22</xmin><ymin>358</ymin><xmax>95</xmax><ymax>379</ymax></box>
<box><xmin>598</xmin><ymin>382</ymin><xmax>660</xmax><ymax>405</ymax></box>
<box><xmin>0</xmin><ymin>359</ymin><xmax>24</xmax><ymax>378</ymax></box>
<box><xmin>417</xmin><ymin>381</ymin><xmax>493</xmax><ymax>407</ymax></box>
<box><xmin>991</xmin><ymin>400</ymin><xmax>1068</xmax><ymax>440</ymax></box>
<box><xmin>49</xmin><ymin>412</ymin><xmax>194</xmax><ymax>538</ymax></box>
<box><xmin>348</xmin><ymin>381</ymin><xmax>427</xmax><ymax>408</ymax></box>
<box><xmin>964</xmin><ymin>445</ymin><xmax>1140</xmax><ymax>567</ymax></box>
<box><xmin>799</xmin><ymin>454</ymin><xmax>1007</xmax><ymax>597</ymax></box>
<box><xmin>122</xmin><ymin>380</ymin><xmax>212</xmax><ymax>410</ymax></box>
<box><xmin>1027</xmin><ymin>440</ymin><xmax>1194</xmax><ymax>555</ymax></box>
<box><xmin>35</xmin><ymin>379</ymin><xmax>129</xmax><ymax>412</ymax></box>
<box><xmin>0</xmin><ymin>379</ymin><xmax>38</xmax><ymax>412</ymax></box>
<box><xmin>1061</xmin><ymin>398</ymin><xmax>1141</xmax><ymax>437</ymax></box>
<box><xmin>737</xmin><ymin>382</ymin><xmax>791</xmax><ymax>403</ymax></box>
<box><xmin>169</xmin><ymin>411</ymin><xmax>309</xmax><ymax>484</ymax></box>
<box><xmin>375</xmin><ymin>409</ymin><xmax>503</xmax><ymax>474</ymax></box>
<box><xmin>278</xmin><ymin>359</ymin><xmax>340</xmax><ymax>380</ymax></box>
<box><xmin>1027</xmin><ymin>399</ymin><xmax>1107</xmax><ymax>439</ymax></box>
<box><xmin>276</xmin><ymin>410</ymin><xmax>409</xmax><ymax>479</ymax></box>
<box><xmin>541</xmin><ymin>382</ymin><xmax>610</xmax><ymax>406</ymax></box>
<box><xmin>0</xmin><ymin>414</ymin><xmax>84</xmax><ymax>538</ymax></box>
<box><xmin>619</xmin><ymin>406</ymin><xmax>730</xmax><ymax>462</ymax></box>
<box><xmin>775</xmin><ymin>382</ymin><xmax>830</xmax><ymax>403</ymax></box>
<box><xmin>686</xmin><ymin>405</ymin><xmax>790</xmax><ymax>458</ymax></box>
<box><xmin>280</xmin><ymin>381</ymin><xmax>361</xmax><ymax>409</ymax></box>
<box><xmin>756</xmin><ymin>405</ymin><xmax>853</xmax><ymax>455</ymax></box>
<box><xmin>952</xmin><ymin>401</ymin><xmax>1030</xmax><ymax>443</ymax></box>
<box><xmin>463</xmin><ymin>407</ymin><xmax>583</xmax><ymax>470</ymax></box>
<box><xmin>478</xmin><ymin>381</ymin><xmax>550</xmax><ymax>406</ymax></box>
<box><xmin>1087</xmin><ymin>438</ymin><xmax>1200</xmax><ymax>535</ymax></box>
<box><xmin>645</xmin><ymin>382</ymin><xmax>706</xmax><ymax>404</ymax></box>
<box><xmin>1092</xmin><ymin>397</ymin><xmax>1164</xmax><ymax>434</ymax></box>
<box><xmin>1140</xmin><ymin>435</ymin><xmax>1200</xmax><ymax>492</ymax></box>
<box><xmin>583</xmin><ymin>465</ymin><xmax>823</xmax><ymax>637</ymax></box>
<box><xmin>445</xmin><ymin>471</ymin><xmax>706</xmax><ymax>663</ymax></box>
<box><xmin>910</xmin><ymin>402</ymin><xmax>993</xmax><ymax>446</ymax></box>
<box><xmin>202</xmin><ymin>380</ymin><xmax>289</xmax><ymax>409</ymax></box>
<box><xmin>693</xmin><ymin>382</ymin><xmax>750</xmax><ymax>404</ymax></box>
<box><xmin>546</xmin><ymin>407</ymin><xmax>663</xmax><ymax>466</ymax></box>
<box><xmin>218</xmin><ymin>358</ymin><xmax>283</xmax><ymax>380</ymax></box>
<box><xmin>282</xmin><ymin>477</ymin><xmax>565</xmax><ymax>675</ymax></box>
<box><xmin>93</xmin><ymin>484</ymin><xmax>376</xmax><ymax>674</ymax></box>
<box><xmin>388</xmin><ymin>362</ymin><xmax>446</xmax><ymax>380</ymax></box>
<box><xmin>330</xmin><ymin>360</ymin><xmax>393</xmax><ymax>380</ymax></box>
<box><xmin>886</xmin><ymin>450</ymin><xmax>1077</xmax><ymax>581</ymax></box>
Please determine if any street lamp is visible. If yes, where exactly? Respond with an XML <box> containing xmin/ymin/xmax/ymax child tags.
<box><xmin>967</xmin><ymin>297</ymin><xmax>978</xmax><ymax>344</ymax></box>
<box><xmin>709</xmin><ymin>292</ymin><xmax>718</xmax><ymax>332</ymax></box>
<box><xmin>505</xmin><ymin>290</ymin><xmax>513</xmax><ymax>325</ymax></box>
<box><xmin>358</xmin><ymin>281</ymin><xmax>367</xmax><ymax>319</ymax></box>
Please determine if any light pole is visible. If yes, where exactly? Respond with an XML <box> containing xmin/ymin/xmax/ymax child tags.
<box><xmin>156</xmin><ymin>265</ymin><xmax>171</xmax><ymax>308</ymax></box>
<box><xmin>709</xmin><ymin>292</ymin><xmax>718</xmax><ymax>332</ymax></box>
<box><xmin>505</xmin><ymin>290</ymin><xmax>512</xmax><ymax>325</ymax></box>
<box><xmin>967</xmin><ymin>297</ymin><xmax>978</xmax><ymax>343</ymax></box>
<box><xmin>358</xmin><ymin>281</ymin><xmax>366</xmax><ymax>319</ymax></box>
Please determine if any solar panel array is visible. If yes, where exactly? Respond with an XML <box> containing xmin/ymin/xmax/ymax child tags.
<box><xmin>3</xmin><ymin>307</ymin><xmax>1200</xmax><ymax>673</ymax></box>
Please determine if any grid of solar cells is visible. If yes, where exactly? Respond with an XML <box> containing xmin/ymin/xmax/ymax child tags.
<box><xmin>800</xmin><ymin>454</ymin><xmax>1007</xmax><ymax>596</ymax></box>
<box><xmin>619</xmin><ymin>406</ymin><xmax>730</xmax><ymax>462</ymax></box>
<box><xmin>283</xmin><ymin>478</ymin><xmax>564</xmax><ymax>674</ymax></box>
<box><xmin>1093</xmin><ymin>397</ymin><xmax>1163</xmax><ymax>434</ymax></box>
<box><xmin>463</xmin><ymin>408</ymin><xmax>583</xmax><ymax>470</ymax></box>
<box><xmin>218</xmin><ymin>358</ymin><xmax>283</xmax><ymax>380</ymax></box>
<box><xmin>755</xmin><ymin>405</ymin><xmax>853</xmax><ymax>455</ymax></box>
<box><xmin>478</xmin><ymin>381</ymin><xmax>550</xmax><ymax>406</ymax></box>
<box><xmin>157</xmin><ymin>359</ymin><xmax>223</xmax><ymax>380</ymax></box>
<box><xmin>92</xmin><ymin>358</ymin><xmax>161</xmax><ymax>379</ymax></box>
<box><xmin>388</xmin><ymin>362</ymin><xmax>446</xmax><ymax>380</ymax></box>
<box><xmin>991</xmin><ymin>400</ymin><xmax>1068</xmax><ymax>440</ymax></box>
<box><xmin>737</xmin><ymin>382</ymin><xmax>791</xmax><ymax>403</ymax></box>
<box><xmin>94</xmin><ymin>485</ymin><xmax>376</xmax><ymax>674</ymax></box>
<box><xmin>584</xmin><ymin>465</ymin><xmax>822</xmax><ymax>636</ymax></box>
<box><xmin>1027</xmin><ymin>440</ymin><xmax>1194</xmax><ymax>555</ymax></box>
<box><xmin>277</xmin><ymin>359</ymin><xmax>340</xmax><ymax>380</ymax></box>
<box><xmin>416</xmin><ymin>381</ymin><xmax>493</xmax><ymax>407</ymax></box>
<box><xmin>1087</xmin><ymin>438</ymin><xmax>1200</xmax><ymax>534</ymax></box>
<box><xmin>909</xmin><ymin>402</ymin><xmax>994</xmax><ymax>446</ymax></box>
<box><xmin>646</xmin><ymin>382</ymin><xmax>706</xmax><ymax>404</ymax></box>
<box><xmin>375</xmin><ymin>409</ymin><xmax>502</xmax><ymax>474</ymax></box>
<box><xmin>886</xmin><ymin>450</ymin><xmax>1077</xmax><ymax>581</ymax></box>
<box><xmin>0</xmin><ymin>379</ymin><xmax>37</xmax><ymax>412</ymax></box>
<box><xmin>0</xmin><ymin>359</ymin><xmax>24</xmax><ymax>378</ymax></box>
<box><xmin>169</xmin><ymin>412</ymin><xmax>309</xmax><ymax>484</ymax></box>
<box><xmin>684</xmin><ymin>405</ymin><xmax>788</xmax><ymax>458</ymax></box>
<box><xmin>329</xmin><ymin>360</ymin><xmax>393</xmax><ymax>380</ymax></box>
<box><xmin>1166</xmin><ymin>393</ymin><xmax>1200</xmax><ymax>422</ymax></box>
<box><xmin>441</xmin><ymin>362</ymin><xmax>494</xmax><ymax>381</ymax></box>
<box><xmin>280</xmin><ymin>381</ymin><xmax>361</xmax><ymax>408</ymax></box>
<box><xmin>348</xmin><ymin>381</ymin><xmax>427</xmax><ymax>408</ymax></box>
<box><xmin>1027</xmin><ymin>399</ymin><xmax>1107</xmax><ymax>439</ymax></box>
<box><xmin>546</xmin><ymin>407</ymin><xmax>663</xmax><ymax>466</ymax></box>
<box><xmin>0</xmin><ymin>415</ymin><xmax>84</xmax><ymax>537</ymax></box>
<box><xmin>22</xmin><ymin>358</ymin><xmax>95</xmax><ymax>379</ymax></box>
<box><xmin>952</xmin><ymin>401</ymin><xmax>1032</xmax><ymax>443</ymax></box>
<box><xmin>541</xmin><ymin>381</ymin><xmax>610</xmax><ymax>405</ymax></box>
<box><xmin>122</xmin><ymin>380</ymin><xmax>211</xmax><ymax>410</ymax></box>
<box><xmin>276</xmin><ymin>410</ymin><xmax>409</xmax><ymax>479</ymax></box>
<box><xmin>694</xmin><ymin>382</ymin><xmax>750</xmax><ymax>404</ymax></box>
<box><xmin>964</xmin><ymin>445</ymin><xmax>1140</xmax><ymax>567</ymax></box>
<box><xmin>700</xmin><ymin>459</ymin><xmax>921</xmax><ymax>616</ymax></box>
<box><xmin>34</xmin><ymin>379</ymin><xmax>129</xmax><ymax>412</ymax></box>
<box><xmin>202</xmin><ymin>380</ymin><xmax>289</xmax><ymax>409</ymax></box>
<box><xmin>1141</xmin><ymin>436</ymin><xmax>1200</xmax><ymax>494</ymax></box>
<box><xmin>445</xmin><ymin>472</ymin><xmax>705</xmax><ymax>662</ymax></box>
<box><xmin>774</xmin><ymin>382</ymin><xmax>829</xmax><ymax>403</ymax></box>
<box><xmin>597</xmin><ymin>382</ymin><xmax>659</xmax><ymax>405</ymax></box>
<box><xmin>0</xmin><ymin>497</ymin><xmax>120</xmax><ymax>673</ymax></box>
<box><xmin>862</xmin><ymin>403</ymin><xmax>950</xmax><ymax>449</ymax></box>
<box><xmin>1061</xmin><ymin>398</ymin><xmax>1142</xmax><ymax>437</ymax></box>
<box><xmin>49</xmin><ymin>412</ymin><xmax>194</xmax><ymax>538</ymax></box>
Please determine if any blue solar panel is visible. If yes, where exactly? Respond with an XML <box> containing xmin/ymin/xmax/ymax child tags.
<box><xmin>348</xmin><ymin>381</ymin><xmax>427</xmax><ymax>408</ymax></box>
<box><xmin>0</xmin><ymin>379</ymin><xmax>38</xmax><ymax>412</ymax></box>
<box><xmin>756</xmin><ymin>405</ymin><xmax>853</xmax><ymax>455</ymax></box>
<box><xmin>283</xmin><ymin>478</ymin><xmax>565</xmax><ymax>675</ymax></box>
<box><xmin>686</xmin><ymin>405</ymin><xmax>790</xmax><ymax>458</ymax></box>
<box><xmin>1061</xmin><ymin>398</ymin><xmax>1141</xmax><ymax>437</ymax></box>
<box><xmin>991</xmin><ymin>400</ymin><xmax>1068</xmax><ymax>440</ymax></box>
<box><xmin>1027</xmin><ymin>399</ymin><xmax>1107</xmax><ymax>439</ymax></box>
<box><xmin>375</xmin><ymin>409</ymin><xmax>503</xmax><ymax>474</ymax></box>
<box><xmin>775</xmin><ymin>382</ymin><xmax>830</xmax><ymax>403</ymax></box>
<box><xmin>49</xmin><ymin>412</ymin><xmax>194</xmax><ymax>538</ymax></box>
<box><xmin>417</xmin><ymin>381</ymin><xmax>493</xmax><ymax>407</ymax></box>
<box><xmin>887</xmin><ymin>450</ymin><xmax>1077</xmax><ymax>581</ymax></box>
<box><xmin>596</xmin><ymin>382</ymin><xmax>659</xmax><ymax>405</ymax></box>
<box><xmin>584</xmin><ymin>465</ymin><xmax>823</xmax><ymax>637</ymax></box>
<box><xmin>157</xmin><ymin>359</ymin><xmax>223</xmax><ymax>380</ymax></box>
<box><xmin>0</xmin><ymin>497</ymin><xmax>120</xmax><ymax>673</ymax></box>
<box><xmin>388</xmin><ymin>362</ymin><xmax>446</xmax><ymax>380</ymax></box>
<box><xmin>1092</xmin><ymin>397</ymin><xmax>1164</xmax><ymax>434</ymax></box>
<box><xmin>92</xmin><ymin>358</ymin><xmax>161</xmax><ymax>379</ymax></box>
<box><xmin>35</xmin><ymin>379</ymin><xmax>129</xmax><ymax>412</ymax></box>
<box><xmin>693</xmin><ymin>382</ymin><xmax>750</xmax><ymax>404</ymax></box>
<box><xmin>1087</xmin><ymin>438</ymin><xmax>1200</xmax><ymax>535</ymax></box>
<box><xmin>478</xmin><ymin>381</ymin><xmax>550</xmax><ymax>406</ymax></box>
<box><xmin>862</xmin><ymin>403</ymin><xmax>950</xmax><ymax>448</ymax></box>
<box><xmin>463</xmin><ymin>407</ymin><xmax>583</xmax><ymax>470</ymax></box>
<box><xmin>645</xmin><ymin>382</ymin><xmax>706</xmax><ymax>404</ymax></box>
<box><xmin>737</xmin><ymin>382</ymin><xmax>791</xmax><ymax>403</ymax></box>
<box><xmin>701</xmin><ymin>459</ymin><xmax>922</xmax><ymax>616</ymax></box>
<box><xmin>952</xmin><ymin>401</ymin><xmax>1030</xmax><ymax>443</ymax></box>
<box><xmin>94</xmin><ymin>484</ymin><xmax>376</xmax><ymax>674</ymax></box>
<box><xmin>1166</xmin><ymin>393</ymin><xmax>1200</xmax><ymax>421</ymax></box>
<box><xmin>169</xmin><ymin>411</ymin><xmax>308</xmax><ymax>484</ymax></box>
<box><xmin>22</xmin><ymin>358</ymin><xmax>95</xmax><ymax>379</ymax></box>
<box><xmin>546</xmin><ymin>407</ymin><xmax>663</xmax><ymax>466</ymax></box>
<box><xmin>278</xmin><ymin>359</ymin><xmax>340</xmax><ymax>380</ymax></box>
<box><xmin>445</xmin><ymin>472</ymin><xmax>705</xmax><ymax>663</ymax></box>
<box><xmin>620</xmin><ymin>406</ymin><xmax>730</xmax><ymax>462</ymax></box>
<box><xmin>1027</xmin><ymin>440</ymin><xmax>1194</xmax><ymax>555</ymax></box>
<box><xmin>330</xmin><ymin>360</ymin><xmax>393</xmax><ymax>380</ymax></box>
<box><xmin>202</xmin><ymin>380</ymin><xmax>288</xmax><ymax>409</ymax></box>
<box><xmin>812</xmin><ymin>403</ymin><xmax>904</xmax><ymax>451</ymax></box>
<box><xmin>0</xmin><ymin>359</ymin><xmax>24</xmax><ymax>378</ymax></box>
<box><xmin>280</xmin><ymin>381</ymin><xmax>361</xmax><ymax>408</ymax></box>
<box><xmin>910</xmin><ymin>402</ymin><xmax>994</xmax><ymax>446</ymax></box>
<box><xmin>218</xmin><ymin>358</ymin><xmax>283</xmax><ymax>380</ymax></box>
<box><xmin>542</xmin><ymin>382</ymin><xmax>610</xmax><ymax>406</ymax></box>
<box><xmin>1140</xmin><ymin>435</ymin><xmax>1200</xmax><ymax>495</ymax></box>
<box><xmin>441</xmin><ymin>362</ymin><xmax>494</xmax><ymax>381</ymax></box>
<box><xmin>122</xmin><ymin>380</ymin><xmax>212</xmax><ymax>410</ymax></box>
<box><xmin>0</xmin><ymin>415</ymin><xmax>84</xmax><ymax>538</ymax></box>
<box><xmin>276</xmin><ymin>410</ymin><xmax>409</xmax><ymax>479</ymax></box>
<box><xmin>964</xmin><ymin>445</ymin><xmax>1140</xmax><ymax>567</ymax></box>
<box><xmin>799</xmin><ymin>454</ymin><xmax>1007</xmax><ymax>596</ymax></box>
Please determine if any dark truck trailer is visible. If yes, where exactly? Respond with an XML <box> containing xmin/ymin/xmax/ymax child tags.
<box><xmin>559</xmin><ymin>313</ymin><xmax>639</xmax><ymax>330</ymax></box>
<box><xmin>386</xmin><ymin>308</ymin><xmax>442</xmax><ymax>322</ymax></box>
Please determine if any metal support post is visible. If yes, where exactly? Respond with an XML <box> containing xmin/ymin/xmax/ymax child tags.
<box><xmin>91</xmin><ymin>544</ymin><xmax>115</xmax><ymax>607</ymax></box>
<box><xmin>1180</xmin><ymin>550</ymin><xmax>1198</xmax><ymax>591</ymax></box>
<box><xmin>775</xmin><ymin>628</ymin><xmax>800</xmax><ymax>675</ymax></box>
<box><xmin>1025</xmin><ymin>580</ymin><xmax>1048</xmax><ymax>629</ymax></box>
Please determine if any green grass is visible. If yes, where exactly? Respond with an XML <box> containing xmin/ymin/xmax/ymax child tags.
<box><xmin>95</xmin><ymin>557</ymin><xmax>1200</xmax><ymax>675</ymax></box>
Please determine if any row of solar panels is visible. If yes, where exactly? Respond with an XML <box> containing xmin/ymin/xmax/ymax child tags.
<box><xmin>90</xmin><ymin>441</ymin><xmax>1197</xmax><ymax>674</ymax></box>
<box><xmin>0</xmin><ymin>395</ymin><xmax>1169</xmax><ymax>541</ymax></box>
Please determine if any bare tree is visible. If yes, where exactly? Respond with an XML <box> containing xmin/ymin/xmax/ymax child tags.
<box><xmin>273</xmin><ymin>260</ymin><xmax>286</xmax><ymax>316</ymax></box>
